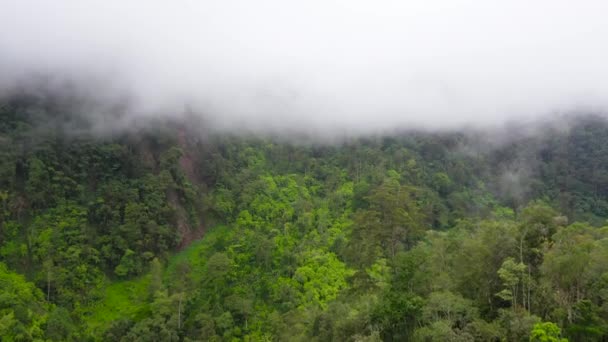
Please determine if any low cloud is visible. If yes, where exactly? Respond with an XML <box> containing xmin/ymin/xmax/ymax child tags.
<box><xmin>1</xmin><ymin>0</ymin><xmax>608</xmax><ymax>135</ymax></box>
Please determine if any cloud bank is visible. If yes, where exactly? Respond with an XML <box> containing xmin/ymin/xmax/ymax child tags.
<box><xmin>1</xmin><ymin>0</ymin><xmax>608</xmax><ymax>134</ymax></box>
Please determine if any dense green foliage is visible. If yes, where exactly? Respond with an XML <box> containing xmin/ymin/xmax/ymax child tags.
<box><xmin>1</xmin><ymin>100</ymin><xmax>608</xmax><ymax>341</ymax></box>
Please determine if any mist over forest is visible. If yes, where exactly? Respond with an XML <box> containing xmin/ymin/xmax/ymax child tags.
<box><xmin>3</xmin><ymin>1</ymin><xmax>608</xmax><ymax>341</ymax></box>
<box><xmin>3</xmin><ymin>0</ymin><xmax>608</xmax><ymax>133</ymax></box>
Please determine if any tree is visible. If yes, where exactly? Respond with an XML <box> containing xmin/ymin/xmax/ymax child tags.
<box><xmin>114</xmin><ymin>249</ymin><xmax>140</xmax><ymax>278</ymax></box>
<box><xmin>349</xmin><ymin>175</ymin><xmax>425</xmax><ymax>266</ymax></box>
<box><xmin>453</xmin><ymin>220</ymin><xmax>518</xmax><ymax>316</ymax></box>
<box><xmin>204</xmin><ymin>252</ymin><xmax>232</xmax><ymax>305</ymax></box>
<box><xmin>421</xmin><ymin>291</ymin><xmax>478</xmax><ymax>329</ymax></box>
<box><xmin>46</xmin><ymin>307</ymin><xmax>76</xmax><ymax>341</ymax></box>
<box><xmin>0</xmin><ymin>262</ymin><xmax>47</xmax><ymax>341</ymax></box>
<box><xmin>149</xmin><ymin>258</ymin><xmax>164</xmax><ymax>296</ymax></box>
<box><xmin>497</xmin><ymin>257</ymin><xmax>527</xmax><ymax>309</ymax></box>
<box><xmin>530</xmin><ymin>322</ymin><xmax>568</xmax><ymax>342</ymax></box>
<box><xmin>541</xmin><ymin>223</ymin><xmax>596</xmax><ymax>324</ymax></box>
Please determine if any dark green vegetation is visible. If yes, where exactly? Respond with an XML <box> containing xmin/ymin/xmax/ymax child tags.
<box><xmin>1</xmin><ymin>98</ymin><xmax>608</xmax><ymax>341</ymax></box>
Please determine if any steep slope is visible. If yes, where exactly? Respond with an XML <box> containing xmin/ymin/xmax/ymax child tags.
<box><xmin>1</xmin><ymin>99</ymin><xmax>608</xmax><ymax>340</ymax></box>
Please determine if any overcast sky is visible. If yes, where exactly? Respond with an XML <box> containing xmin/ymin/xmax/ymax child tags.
<box><xmin>1</xmin><ymin>0</ymin><xmax>608</xmax><ymax>134</ymax></box>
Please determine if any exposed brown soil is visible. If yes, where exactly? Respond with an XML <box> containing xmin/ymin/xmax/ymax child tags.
<box><xmin>173</xmin><ymin>126</ymin><xmax>205</xmax><ymax>250</ymax></box>
<box><xmin>177</xmin><ymin>218</ymin><xmax>205</xmax><ymax>250</ymax></box>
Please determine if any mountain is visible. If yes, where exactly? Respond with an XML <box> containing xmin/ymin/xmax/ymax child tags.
<box><xmin>1</xmin><ymin>98</ymin><xmax>606</xmax><ymax>341</ymax></box>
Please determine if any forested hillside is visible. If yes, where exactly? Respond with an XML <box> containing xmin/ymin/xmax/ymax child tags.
<box><xmin>1</xmin><ymin>98</ymin><xmax>608</xmax><ymax>341</ymax></box>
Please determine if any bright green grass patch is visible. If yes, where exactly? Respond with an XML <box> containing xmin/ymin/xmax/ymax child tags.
<box><xmin>83</xmin><ymin>225</ymin><xmax>229</xmax><ymax>335</ymax></box>
<box><xmin>165</xmin><ymin>225</ymin><xmax>230</xmax><ymax>284</ymax></box>
<box><xmin>83</xmin><ymin>275</ymin><xmax>151</xmax><ymax>335</ymax></box>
